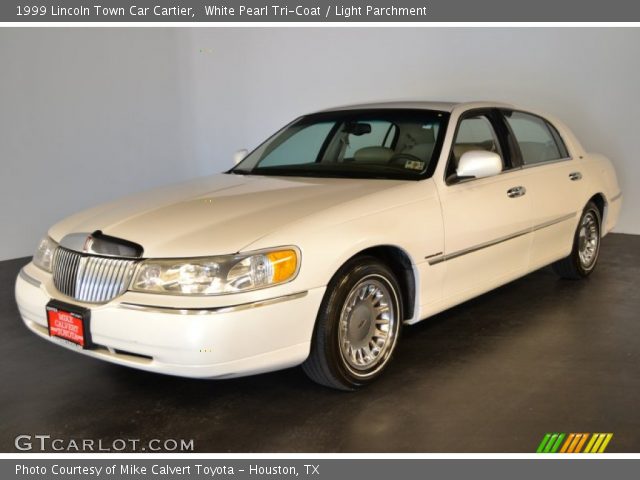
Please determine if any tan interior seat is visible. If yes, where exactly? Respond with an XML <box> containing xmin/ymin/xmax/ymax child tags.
<box><xmin>353</xmin><ymin>146</ymin><xmax>394</xmax><ymax>164</ymax></box>
<box><xmin>399</xmin><ymin>126</ymin><xmax>435</xmax><ymax>159</ymax></box>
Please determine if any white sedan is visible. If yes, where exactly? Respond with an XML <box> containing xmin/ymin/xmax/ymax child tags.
<box><xmin>15</xmin><ymin>101</ymin><xmax>622</xmax><ymax>390</ymax></box>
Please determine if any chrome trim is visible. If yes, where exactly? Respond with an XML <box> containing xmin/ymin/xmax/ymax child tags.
<box><xmin>59</xmin><ymin>233</ymin><xmax>92</xmax><ymax>253</ymax></box>
<box><xmin>578</xmin><ymin>210</ymin><xmax>599</xmax><ymax>269</ymax></box>
<box><xmin>531</xmin><ymin>212</ymin><xmax>577</xmax><ymax>232</ymax></box>
<box><xmin>518</xmin><ymin>156</ymin><xmax>573</xmax><ymax>170</ymax></box>
<box><xmin>19</xmin><ymin>268</ymin><xmax>41</xmax><ymax>288</ymax></box>
<box><xmin>507</xmin><ymin>186</ymin><xmax>526</xmax><ymax>198</ymax></box>
<box><xmin>610</xmin><ymin>191</ymin><xmax>622</xmax><ymax>203</ymax></box>
<box><xmin>338</xmin><ymin>275</ymin><xmax>399</xmax><ymax>374</ymax></box>
<box><xmin>424</xmin><ymin>251</ymin><xmax>444</xmax><ymax>260</ymax></box>
<box><xmin>118</xmin><ymin>291</ymin><xmax>309</xmax><ymax>315</ymax></box>
<box><xmin>428</xmin><ymin>212</ymin><xmax>577</xmax><ymax>266</ymax></box>
<box><xmin>52</xmin><ymin>247</ymin><xmax>137</xmax><ymax>303</ymax></box>
<box><xmin>428</xmin><ymin>230</ymin><xmax>530</xmax><ymax>265</ymax></box>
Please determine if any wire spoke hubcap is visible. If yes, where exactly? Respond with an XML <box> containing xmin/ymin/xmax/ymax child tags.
<box><xmin>578</xmin><ymin>211</ymin><xmax>599</xmax><ymax>268</ymax></box>
<box><xmin>338</xmin><ymin>277</ymin><xmax>397</xmax><ymax>373</ymax></box>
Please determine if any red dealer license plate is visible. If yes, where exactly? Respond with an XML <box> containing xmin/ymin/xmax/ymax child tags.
<box><xmin>46</xmin><ymin>301</ymin><xmax>91</xmax><ymax>348</ymax></box>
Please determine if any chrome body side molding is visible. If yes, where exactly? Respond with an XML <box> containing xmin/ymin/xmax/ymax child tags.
<box><xmin>427</xmin><ymin>212</ymin><xmax>577</xmax><ymax>265</ymax></box>
<box><xmin>118</xmin><ymin>291</ymin><xmax>309</xmax><ymax>316</ymax></box>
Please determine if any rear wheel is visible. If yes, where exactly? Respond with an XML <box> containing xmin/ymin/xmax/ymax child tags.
<box><xmin>302</xmin><ymin>257</ymin><xmax>402</xmax><ymax>390</ymax></box>
<box><xmin>552</xmin><ymin>201</ymin><xmax>602</xmax><ymax>279</ymax></box>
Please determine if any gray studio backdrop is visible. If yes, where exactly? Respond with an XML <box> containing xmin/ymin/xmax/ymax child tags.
<box><xmin>1</xmin><ymin>28</ymin><xmax>639</xmax><ymax>261</ymax></box>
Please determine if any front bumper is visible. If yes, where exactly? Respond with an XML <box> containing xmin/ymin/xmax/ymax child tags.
<box><xmin>15</xmin><ymin>263</ymin><xmax>325</xmax><ymax>379</ymax></box>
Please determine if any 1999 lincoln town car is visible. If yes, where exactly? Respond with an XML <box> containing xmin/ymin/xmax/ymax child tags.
<box><xmin>16</xmin><ymin>101</ymin><xmax>622</xmax><ymax>390</ymax></box>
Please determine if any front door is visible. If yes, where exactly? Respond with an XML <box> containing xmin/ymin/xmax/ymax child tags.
<box><xmin>435</xmin><ymin>110</ymin><xmax>533</xmax><ymax>301</ymax></box>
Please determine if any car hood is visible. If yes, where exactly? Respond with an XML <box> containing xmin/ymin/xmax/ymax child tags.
<box><xmin>49</xmin><ymin>173</ymin><xmax>409</xmax><ymax>258</ymax></box>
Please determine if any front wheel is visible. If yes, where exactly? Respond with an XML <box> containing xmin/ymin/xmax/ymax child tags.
<box><xmin>302</xmin><ymin>257</ymin><xmax>402</xmax><ymax>390</ymax></box>
<box><xmin>552</xmin><ymin>201</ymin><xmax>602</xmax><ymax>279</ymax></box>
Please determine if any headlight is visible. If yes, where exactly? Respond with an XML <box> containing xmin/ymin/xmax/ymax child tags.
<box><xmin>33</xmin><ymin>236</ymin><xmax>58</xmax><ymax>272</ymax></box>
<box><xmin>131</xmin><ymin>248</ymin><xmax>300</xmax><ymax>295</ymax></box>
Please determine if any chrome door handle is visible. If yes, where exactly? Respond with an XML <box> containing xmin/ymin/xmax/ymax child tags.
<box><xmin>507</xmin><ymin>186</ymin><xmax>526</xmax><ymax>198</ymax></box>
<box><xmin>569</xmin><ymin>171</ymin><xmax>583</xmax><ymax>181</ymax></box>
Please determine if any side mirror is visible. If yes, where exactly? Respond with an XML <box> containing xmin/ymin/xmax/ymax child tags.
<box><xmin>233</xmin><ymin>149</ymin><xmax>248</xmax><ymax>165</ymax></box>
<box><xmin>456</xmin><ymin>150</ymin><xmax>502</xmax><ymax>179</ymax></box>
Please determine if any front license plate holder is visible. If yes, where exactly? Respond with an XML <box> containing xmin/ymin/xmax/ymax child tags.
<box><xmin>46</xmin><ymin>300</ymin><xmax>92</xmax><ymax>349</ymax></box>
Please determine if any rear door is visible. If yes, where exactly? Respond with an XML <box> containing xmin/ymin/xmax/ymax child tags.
<box><xmin>435</xmin><ymin>109</ymin><xmax>533</xmax><ymax>301</ymax></box>
<box><xmin>500</xmin><ymin>110</ymin><xmax>588</xmax><ymax>269</ymax></box>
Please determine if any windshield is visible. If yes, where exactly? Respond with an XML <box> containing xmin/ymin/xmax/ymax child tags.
<box><xmin>230</xmin><ymin>109</ymin><xmax>450</xmax><ymax>180</ymax></box>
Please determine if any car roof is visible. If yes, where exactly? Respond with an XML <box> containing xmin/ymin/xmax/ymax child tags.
<box><xmin>319</xmin><ymin>100</ymin><xmax>516</xmax><ymax>113</ymax></box>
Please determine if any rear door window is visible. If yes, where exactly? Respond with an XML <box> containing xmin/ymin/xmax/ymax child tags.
<box><xmin>503</xmin><ymin>111</ymin><xmax>568</xmax><ymax>166</ymax></box>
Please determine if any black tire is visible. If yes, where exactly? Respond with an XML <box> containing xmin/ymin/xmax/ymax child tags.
<box><xmin>552</xmin><ymin>201</ymin><xmax>602</xmax><ymax>279</ymax></box>
<box><xmin>302</xmin><ymin>256</ymin><xmax>403</xmax><ymax>390</ymax></box>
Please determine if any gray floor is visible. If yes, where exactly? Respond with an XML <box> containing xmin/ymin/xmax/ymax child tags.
<box><xmin>1</xmin><ymin>233</ymin><xmax>638</xmax><ymax>453</ymax></box>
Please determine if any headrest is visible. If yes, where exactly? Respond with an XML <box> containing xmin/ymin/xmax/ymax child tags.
<box><xmin>398</xmin><ymin>125</ymin><xmax>436</xmax><ymax>153</ymax></box>
<box><xmin>411</xmin><ymin>126</ymin><xmax>435</xmax><ymax>144</ymax></box>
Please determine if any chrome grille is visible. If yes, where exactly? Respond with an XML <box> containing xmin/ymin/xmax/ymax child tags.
<box><xmin>52</xmin><ymin>247</ymin><xmax>137</xmax><ymax>303</ymax></box>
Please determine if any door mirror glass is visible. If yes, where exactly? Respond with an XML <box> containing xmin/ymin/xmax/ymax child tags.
<box><xmin>233</xmin><ymin>149</ymin><xmax>248</xmax><ymax>165</ymax></box>
<box><xmin>457</xmin><ymin>150</ymin><xmax>502</xmax><ymax>179</ymax></box>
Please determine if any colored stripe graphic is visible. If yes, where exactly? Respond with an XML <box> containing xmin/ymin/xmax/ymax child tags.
<box><xmin>598</xmin><ymin>433</ymin><xmax>614</xmax><ymax>453</ymax></box>
<box><xmin>559</xmin><ymin>433</ymin><xmax>575</xmax><ymax>453</ymax></box>
<box><xmin>575</xmin><ymin>433</ymin><xmax>589</xmax><ymax>452</ymax></box>
<box><xmin>536</xmin><ymin>433</ymin><xmax>552</xmax><ymax>453</ymax></box>
<box><xmin>567</xmin><ymin>434</ymin><xmax>581</xmax><ymax>453</ymax></box>
<box><xmin>543</xmin><ymin>433</ymin><xmax>558</xmax><ymax>453</ymax></box>
<box><xmin>536</xmin><ymin>433</ymin><xmax>565</xmax><ymax>453</ymax></box>
<box><xmin>583</xmin><ymin>433</ymin><xmax>614</xmax><ymax>453</ymax></box>
<box><xmin>550</xmin><ymin>433</ymin><xmax>565</xmax><ymax>453</ymax></box>
<box><xmin>584</xmin><ymin>434</ymin><xmax>598</xmax><ymax>453</ymax></box>
<box><xmin>537</xmin><ymin>433</ymin><xmax>613</xmax><ymax>453</ymax></box>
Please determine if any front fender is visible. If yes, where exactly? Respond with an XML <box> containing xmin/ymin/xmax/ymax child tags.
<box><xmin>243</xmin><ymin>181</ymin><xmax>445</xmax><ymax>321</ymax></box>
